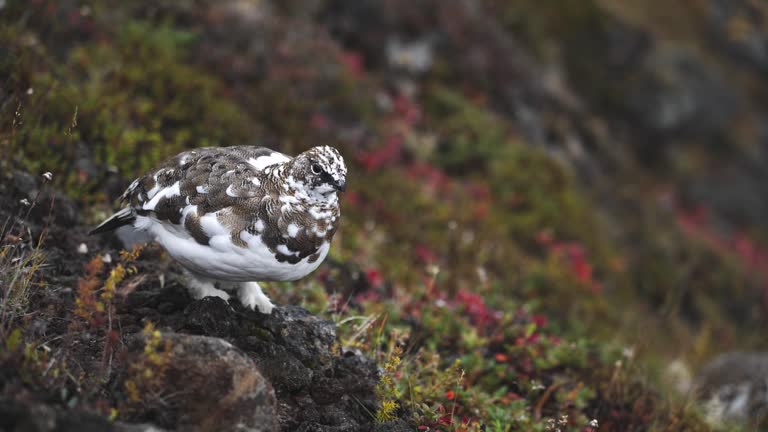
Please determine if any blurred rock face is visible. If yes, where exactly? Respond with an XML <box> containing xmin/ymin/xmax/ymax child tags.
<box><xmin>626</xmin><ymin>46</ymin><xmax>738</xmax><ymax>136</ymax></box>
<box><xmin>709</xmin><ymin>0</ymin><xmax>768</xmax><ymax>72</ymax></box>
<box><xmin>695</xmin><ymin>352</ymin><xmax>768</xmax><ymax>426</ymax></box>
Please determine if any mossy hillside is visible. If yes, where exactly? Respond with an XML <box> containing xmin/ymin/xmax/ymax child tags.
<box><xmin>332</xmin><ymin>83</ymin><xmax>763</xmax><ymax>429</ymax></box>
<box><xmin>1</xmin><ymin>1</ymin><xmax>766</xmax><ymax>430</ymax></box>
<box><xmin>415</xmin><ymin>61</ymin><xmax>767</xmax><ymax>362</ymax></box>
<box><xmin>313</xmin><ymin>90</ymin><xmax>723</xmax><ymax>428</ymax></box>
<box><xmin>2</xmin><ymin>17</ymin><xmax>256</xmax><ymax>204</ymax></box>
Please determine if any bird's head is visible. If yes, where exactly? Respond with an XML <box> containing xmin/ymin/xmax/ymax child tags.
<box><xmin>287</xmin><ymin>146</ymin><xmax>347</xmax><ymax>198</ymax></box>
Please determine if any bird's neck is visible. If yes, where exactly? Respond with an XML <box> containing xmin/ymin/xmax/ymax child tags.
<box><xmin>296</xmin><ymin>187</ymin><xmax>338</xmax><ymax>207</ymax></box>
<box><xmin>268</xmin><ymin>164</ymin><xmax>337</xmax><ymax>207</ymax></box>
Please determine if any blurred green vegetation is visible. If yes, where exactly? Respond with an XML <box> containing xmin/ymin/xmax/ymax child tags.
<box><xmin>2</xmin><ymin>18</ymin><xmax>255</xmax><ymax>203</ymax></box>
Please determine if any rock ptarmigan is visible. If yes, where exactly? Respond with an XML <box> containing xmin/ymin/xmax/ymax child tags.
<box><xmin>90</xmin><ymin>146</ymin><xmax>347</xmax><ymax>314</ymax></box>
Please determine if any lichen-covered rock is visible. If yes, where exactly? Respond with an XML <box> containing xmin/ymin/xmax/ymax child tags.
<box><xmin>695</xmin><ymin>352</ymin><xmax>768</xmax><ymax>427</ymax></box>
<box><xmin>125</xmin><ymin>332</ymin><xmax>278</xmax><ymax>432</ymax></box>
<box><xmin>243</xmin><ymin>305</ymin><xmax>338</xmax><ymax>372</ymax></box>
<box><xmin>115</xmin><ymin>287</ymin><xmax>381</xmax><ymax>430</ymax></box>
<box><xmin>183</xmin><ymin>300</ymin><xmax>338</xmax><ymax>391</ymax></box>
<box><xmin>179</xmin><ymin>299</ymin><xmax>379</xmax><ymax>430</ymax></box>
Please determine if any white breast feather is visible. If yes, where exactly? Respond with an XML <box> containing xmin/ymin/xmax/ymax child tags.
<box><xmin>133</xmin><ymin>213</ymin><xmax>330</xmax><ymax>282</ymax></box>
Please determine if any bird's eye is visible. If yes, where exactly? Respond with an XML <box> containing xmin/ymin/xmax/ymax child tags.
<box><xmin>311</xmin><ymin>163</ymin><xmax>322</xmax><ymax>174</ymax></box>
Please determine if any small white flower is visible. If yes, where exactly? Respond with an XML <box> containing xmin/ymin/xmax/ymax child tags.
<box><xmin>19</xmin><ymin>198</ymin><xmax>31</xmax><ymax>206</ymax></box>
<box><xmin>375</xmin><ymin>91</ymin><xmax>394</xmax><ymax>112</ymax></box>
<box><xmin>622</xmin><ymin>346</ymin><xmax>635</xmax><ymax>360</ymax></box>
<box><xmin>475</xmin><ymin>266</ymin><xmax>487</xmax><ymax>284</ymax></box>
<box><xmin>386</xmin><ymin>37</ymin><xmax>434</xmax><ymax>73</ymax></box>
<box><xmin>42</xmin><ymin>172</ymin><xmax>53</xmax><ymax>181</ymax></box>
<box><xmin>589</xmin><ymin>419</ymin><xmax>599</xmax><ymax>428</ymax></box>
<box><xmin>101</xmin><ymin>253</ymin><xmax>112</xmax><ymax>264</ymax></box>
<box><xmin>26</xmin><ymin>88</ymin><xmax>34</xmax><ymax>95</ymax></box>
<box><xmin>77</xmin><ymin>243</ymin><xmax>89</xmax><ymax>254</ymax></box>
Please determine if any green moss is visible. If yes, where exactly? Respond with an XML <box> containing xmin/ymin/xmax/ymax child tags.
<box><xmin>3</xmin><ymin>20</ymin><xmax>256</xmax><ymax>202</ymax></box>
<box><xmin>490</xmin><ymin>144</ymin><xmax>595</xmax><ymax>243</ymax></box>
<box><xmin>423</xmin><ymin>86</ymin><xmax>605</xmax><ymax>249</ymax></box>
<box><xmin>424</xmin><ymin>86</ymin><xmax>508</xmax><ymax>174</ymax></box>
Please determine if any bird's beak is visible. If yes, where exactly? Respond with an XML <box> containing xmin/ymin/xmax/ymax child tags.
<box><xmin>334</xmin><ymin>179</ymin><xmax>346</xmax><ymax>192</ymax></box>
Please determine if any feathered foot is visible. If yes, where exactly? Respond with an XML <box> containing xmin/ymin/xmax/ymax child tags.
<box><xmin>237</xmin><ymin>281</ymin><xmax>274</xmax><ymax>314</ymax></box>
<box><xmin>183</xmin><ymin>270</ymin><xmax>230</xmax><ymax>302</ymax></box>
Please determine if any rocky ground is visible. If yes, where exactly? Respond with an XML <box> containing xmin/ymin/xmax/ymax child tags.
<box><xmin>0</xmin><ymin>170</ymin><xmax>403</xmax><ymax>431</ymax></box>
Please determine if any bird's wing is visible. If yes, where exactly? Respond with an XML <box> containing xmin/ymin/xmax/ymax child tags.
<box><xmin>122</xmin><ymin>146</ymin><xmax>290</xmax><ymax>228</ymax></box>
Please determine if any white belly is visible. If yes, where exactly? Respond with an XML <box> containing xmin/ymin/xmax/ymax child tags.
<box><xmin>135</xmin><ymin>216</ymin><xmax>330</xmax><ymax>282</ymax></box>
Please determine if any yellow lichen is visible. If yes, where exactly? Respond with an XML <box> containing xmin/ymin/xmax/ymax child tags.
<box><xmin>122</xmin><ymin>322</ymin><xmax>172</xmax><ymax>409</ymax></box>
<box><xmin>375</xmin><ymin>345</ymin><xmax>403</xmax><ymax>423</ymax></box>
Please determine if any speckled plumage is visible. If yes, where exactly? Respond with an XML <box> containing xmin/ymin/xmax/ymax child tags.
<box><xmin>91</xmin><ymin>145</ymin><xmax>347</xmax><ymax>313</ymax></box>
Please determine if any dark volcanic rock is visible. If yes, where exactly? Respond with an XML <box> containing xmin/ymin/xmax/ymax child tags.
<box><xmin>0</xmin><ymin>399</ymin><xmax>115</xmax><ymax>432</ymax></box>
<box><xmin>184</xmin><ymin>296</ymin><xmax>238</xmax><ymax>337</ymax></box>
<box><xmin>0</xmin><ymin>395</ymin><xmax>167</xmax><ymax>432</ymax></box>
<box><xmin>625</xmin><ymin>46</ymin><xmax>738</xmax><ymax>137</ymax></box>
<box><xmin>373</xmin><ymin>420</ymin><xmax>413</xmax><ymax>432</ymax></box>
<box><xmin>244</xmin><ymin>305</ymin><xmax>337</xmax><ymax>371</ymax></box>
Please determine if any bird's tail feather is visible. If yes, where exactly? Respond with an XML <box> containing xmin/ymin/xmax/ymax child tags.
<box><xmin>89</xmin><ymin>207</ymin><xmax>135</xmax><ymax>235</ymax></box>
